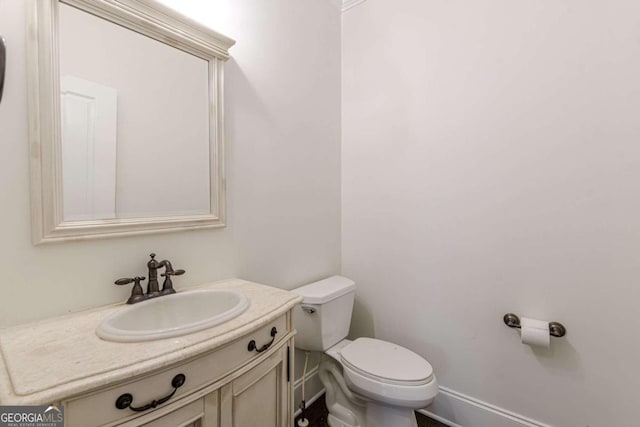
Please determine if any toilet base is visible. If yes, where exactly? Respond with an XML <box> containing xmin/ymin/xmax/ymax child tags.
<box><xmin>327</xmin><ymin>413</ymin><xmax>359</xmax><ymax>427</ymax></box>
<box><xmin>319</xmin><ymin>354</ymin><xmax>425</xmax><ymax>427</ymax></box>
<box><xmin>325</xmin><ymin>400</ymin><xmax>419</xmax><ymax>427</ymax></box>
<box><xmin>365</xmin><ymin>402</ymin><xmax>418</xmax><ymax>427</ymax></box>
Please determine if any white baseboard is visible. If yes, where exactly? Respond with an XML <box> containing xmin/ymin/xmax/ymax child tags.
<box><xmin>293</xmin><ymin>367</ymin><xmax>324</xmax><ymax>417</ymax></box>
<box><xmin>293</xmin><ymin>376</ymin><xmax>552</xmax><ymax>427</ymax></box>
<box><xmin>419</xmin><ymin>387</ymin><xmax>554</xmax><ymax>427</ymax></box>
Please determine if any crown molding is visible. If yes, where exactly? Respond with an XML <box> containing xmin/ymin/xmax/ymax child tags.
<box><xmin>342</xmin><ymin>0</ymin><xmax>367</xmax><ymax>12</ymax></box>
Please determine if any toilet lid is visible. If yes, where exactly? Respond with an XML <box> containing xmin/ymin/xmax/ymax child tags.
<box><xmin>340</xmin><ymin>338</ymin><xmax>433</xmax><ymax>384</ymax></box>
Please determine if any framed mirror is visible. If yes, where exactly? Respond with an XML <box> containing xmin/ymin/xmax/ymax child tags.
<box><xmin>27</xmin><ymin>0</ymin><xmax>234</xmax><ymax>244</ymax></box>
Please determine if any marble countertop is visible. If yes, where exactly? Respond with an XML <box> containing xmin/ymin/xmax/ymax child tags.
<box><xmin>0</xmin><ymin>279</ymin><xmax>302</xmax><ymax>405</ymax></box>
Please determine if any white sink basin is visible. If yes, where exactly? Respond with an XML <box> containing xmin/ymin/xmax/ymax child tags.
<box><xmin>96</xmin><ymin>289</ymin><xmax>250</xmax><ymax>342</ymax></box>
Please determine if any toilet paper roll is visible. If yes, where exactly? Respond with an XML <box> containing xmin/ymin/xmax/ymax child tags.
<box><xmin>520</xmin><ymin>317</ymin><xmax>550</xmax><ymax>348</ymax></box>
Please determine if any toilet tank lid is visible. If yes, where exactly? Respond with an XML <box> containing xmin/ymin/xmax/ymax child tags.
<box><xmin>292</xmin><ymin>276</ymin><xmax>355</xmax><ymax>304</ymax></box>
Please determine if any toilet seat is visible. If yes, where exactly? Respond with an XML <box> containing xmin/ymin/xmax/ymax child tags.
<box><xmin>340</xmin><ymin>338</ymin><xmax>433</xmax><ymax>384</ymax></box>
<box><xmin>338</xmin><ymin>338</ymin><xmax>437</xmax><ymax>408</ymax></box>
<box><xmin>342</xmin><ymin>360</ymin><xmax>432</xmax><ymax>387</ymax></box>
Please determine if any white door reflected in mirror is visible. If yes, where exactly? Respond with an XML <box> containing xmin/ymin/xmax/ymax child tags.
<box><xmin>61</xmin><ymin>76</ymin><xmax>118</xmax><ymax>220</ymax></box>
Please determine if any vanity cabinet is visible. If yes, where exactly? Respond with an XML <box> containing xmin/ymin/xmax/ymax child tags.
<box><xmin>63</xmin><ymin>316</ymin><xmax>293</xmax><ymax>427</ymax></box>
<box><xmin>0</xmin><ymin>281</ymin><xmax>302</xmax><ymax>427</ymax></box>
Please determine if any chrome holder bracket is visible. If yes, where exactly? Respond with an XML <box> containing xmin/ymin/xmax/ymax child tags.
<box><xmin>503</xmin><ymin>313</ymin><xmax>566</xmax><ymax>338</ymax></box>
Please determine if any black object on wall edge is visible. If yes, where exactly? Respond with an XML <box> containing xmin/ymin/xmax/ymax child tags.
<box><xmin>0</xmin><ymin>36</ymin><xmax>6</xmax><ymax>104</ymax></box>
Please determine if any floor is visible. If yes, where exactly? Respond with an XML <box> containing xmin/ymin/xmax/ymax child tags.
<box><xmin>294</xmin><ymin>395</ymin><xmax>447</xmax><ymax>427</ymax></box>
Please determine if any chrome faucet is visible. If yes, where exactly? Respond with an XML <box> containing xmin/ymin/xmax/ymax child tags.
<box><xmin>115</xmin><ymin>253</ymin><xmax>186</xmax><ymax>304</ymax></box>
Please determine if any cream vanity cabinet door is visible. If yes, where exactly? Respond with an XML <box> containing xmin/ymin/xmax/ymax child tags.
<box><xmin>139</xmin><ymin>393</ymin><xmax>218</xmax><ymax>427</ymax></box>
<box><xmin>117</xmin><ymin>391</ymin><xmax>218</xmax><ymax>427</ymax></box>
<box><xmin>219</xmin><ymin>343</ymin><xmax>290</xmax><ymax>427</ymax></box>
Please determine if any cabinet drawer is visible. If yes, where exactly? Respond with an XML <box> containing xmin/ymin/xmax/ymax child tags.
<box><xmin>65</xmin><ymin>316</ymin><xmax>287</xmax><ymax>427</ymax></box>
<box><xmin>140</xmin><ymin>399</ymin><xmax>203</xmax><ymax>427</ymax></box>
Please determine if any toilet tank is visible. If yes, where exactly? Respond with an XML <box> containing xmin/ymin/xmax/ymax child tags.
<box><xmin>292</xmin><ymin>276</ymin><xmax>356</xmax><ymax>352</ymax></box>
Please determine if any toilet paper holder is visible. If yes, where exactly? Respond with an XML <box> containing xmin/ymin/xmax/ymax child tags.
<box><xmin>503</xmin><ymin>313</ymin><xmax>566</xmax><ymax>338</ymax></box>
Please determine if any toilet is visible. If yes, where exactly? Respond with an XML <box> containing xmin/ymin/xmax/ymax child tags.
<box><xmin>292</xmin><ymin>276</ymin><xmax>438</xmax><ymax>427</ymax></box>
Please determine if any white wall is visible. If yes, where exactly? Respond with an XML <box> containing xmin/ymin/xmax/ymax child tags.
<box><xmin>342</xmin><ymin>1</ymin><xmax>640</xmax><ymax>426</ymax></box>
<box><xmin>0</xmin><ymin>0</ymin><xmax>341</xmax><ymax>327</ymax></box>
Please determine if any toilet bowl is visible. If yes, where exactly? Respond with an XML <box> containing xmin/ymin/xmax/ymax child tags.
<box><xmin>292</xmin><ymin>276</ymin><xmax>438</xmax><ymax>427</ymax></box>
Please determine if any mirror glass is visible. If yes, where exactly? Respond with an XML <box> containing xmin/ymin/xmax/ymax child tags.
<box><xmin>58</xmin><ymin>3</ymin><xmax>211</xmax><ymax>221</ymax></box>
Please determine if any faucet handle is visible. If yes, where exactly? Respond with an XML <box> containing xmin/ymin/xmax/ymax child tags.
<box><xmin>160</xmin><ymin>269</ymin><xmax>184</xmax><ymax>295</ymax></box>
<box><xmin>114</xmin><ymin>277</ymin><xmax>147</xmax><ymax>304</ymax></box>
<box><xmin>161</xmin><ymin>269</ymin><xmax>185</xmax><ymax>277</ymax></box>
<box><xmin>115</xmin><ymin>276</ymin><xmax>146</xmax><ymax>285</ymax></box>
